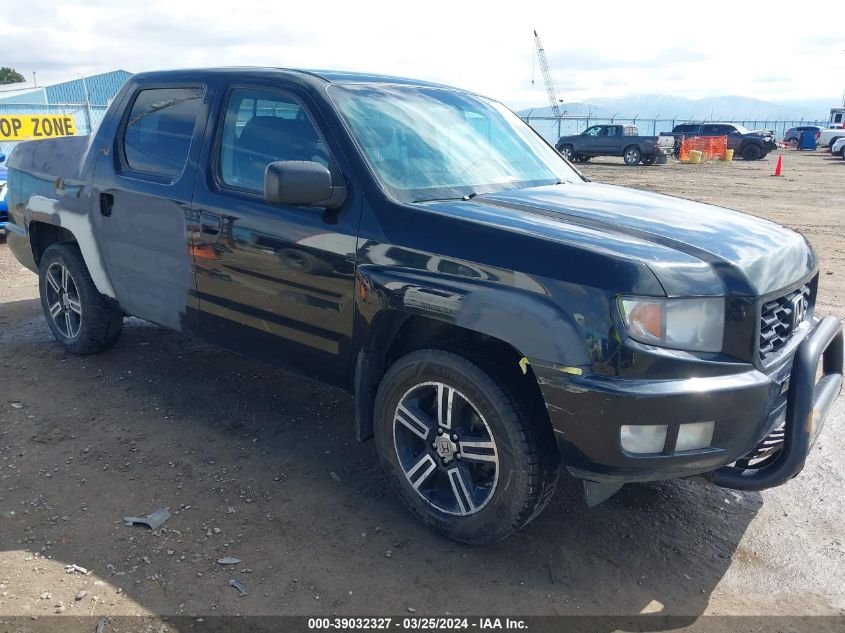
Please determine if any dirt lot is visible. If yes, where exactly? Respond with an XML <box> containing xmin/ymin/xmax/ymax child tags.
<box><xmin>0</xmin><ymin>149</ymin><xmax>843</xmax><ymax>625</ymax></box>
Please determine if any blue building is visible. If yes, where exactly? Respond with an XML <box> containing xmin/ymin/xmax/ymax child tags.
<box><xmin>0</xmin><ymin>70</ymin><xmax>131</xmax><ymax>155</ymax></box>
<box><xmin>0</xmin><ymin>70</ymin><xmax>131</xmax><ymax>106</ymax></box>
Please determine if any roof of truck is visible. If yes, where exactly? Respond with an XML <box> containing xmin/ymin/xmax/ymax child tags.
<box><xmin>131</xmin><ymin>67</ymin><xmax>456</xmax><ymax>90</ymax></box>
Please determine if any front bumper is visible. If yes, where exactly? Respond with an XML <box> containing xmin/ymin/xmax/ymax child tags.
<box><xmin>708</xmin><ymin>315</ymin><xmax>842</xmax><ymax>489</ymax></box>
<box><xmin>535</xmin><ymin>316</ymin><xmax>843</xmax><ymax>490</ymax></box>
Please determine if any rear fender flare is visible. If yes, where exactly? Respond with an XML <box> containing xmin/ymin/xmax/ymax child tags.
<box><xmin>26</xmin><ymin>194</ymin><xmax>115</xmax><ymax>297</ymax></box>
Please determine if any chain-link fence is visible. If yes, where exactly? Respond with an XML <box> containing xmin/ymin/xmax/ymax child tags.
<box><xmin>520</xmin><ymin>115</ymin><xmax>828</xmax><ymax>145</ymax></box>
<box><xmin>0</xmin><ymin>103</ymin><xmax>109</xmax><ymax>156</ymax></box>
<box><xmin>1</xmin><ymin>104</ymin><xmax>829</xmax><ymax>160</ymax></box>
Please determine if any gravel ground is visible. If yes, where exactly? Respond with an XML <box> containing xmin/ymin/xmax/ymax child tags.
<box><xmin>0</xmin><ymin>149</ymin><xmax>843</xmax><ymax>623</ymax></box>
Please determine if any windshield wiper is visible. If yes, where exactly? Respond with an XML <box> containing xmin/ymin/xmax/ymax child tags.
<box><xmin>413</xmin><ymin>193</ymin><xmax>482</xmax><ymax>204</ymax></box>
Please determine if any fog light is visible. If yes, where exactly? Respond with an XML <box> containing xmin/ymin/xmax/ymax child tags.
<box><xmin>620</xmin><ymin>424</ymin><xmax>668</xmax><ymax>454</ymax></box>
<box><xmin>676</xmin><ymin>421</ymin><xmax>715</xmax><ymax>451</ymax></box>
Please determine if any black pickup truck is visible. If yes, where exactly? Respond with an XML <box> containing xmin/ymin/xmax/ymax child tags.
<box><xmin>4</xmin><ymin>68</ymin><xmax>842</xmax><ymax>544</ymax></box>
<box><xmin>668</xmin><ymin>123</ymin><xmax>777</xmax><ymax>160</ymax></box>
<box><xmin>555</xmin><ymin>124</ymin><xmax>674</xmax><ymax>165</ymax></box>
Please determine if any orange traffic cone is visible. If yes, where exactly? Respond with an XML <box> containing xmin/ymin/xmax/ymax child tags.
<box><xmin>773</xmin><ymin>154</ymin><xmax>783</xmax><ymax>176</ymax></box>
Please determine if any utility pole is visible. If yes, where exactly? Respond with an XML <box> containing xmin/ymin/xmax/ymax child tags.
<box><xmin>533</xmin><ymin>30</ymin><xmax>562</xmax><ymax>118</ymax></box>
<box><xmin>80</xmin><ymin>74</ymin><xmax>93</xmax><ymax>134</ymax></box>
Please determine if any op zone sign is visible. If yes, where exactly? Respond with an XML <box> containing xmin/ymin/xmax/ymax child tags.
<box><xmin>0</xmin><ymin>115</ymin><xmax>76</xmax><ymax>141</ymax></box>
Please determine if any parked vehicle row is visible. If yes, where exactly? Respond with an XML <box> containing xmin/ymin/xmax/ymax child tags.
<box><xmin>4</xmin><ymin>68</ymin><xmax>843</xmax><ymax>544</ymax></box>
<box><xmin>556</xmin><ymin>122</ymin><xmax>777</xmax><ymax>164</ymax></box>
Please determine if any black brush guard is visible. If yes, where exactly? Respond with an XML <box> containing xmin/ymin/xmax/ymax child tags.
<box><xmin>709</xmin><ymin>316</ymin><xmax>843</xmax><ymax>491</ymax></box>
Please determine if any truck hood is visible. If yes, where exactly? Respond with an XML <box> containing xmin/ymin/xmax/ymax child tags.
<box><xmin>466</xmin><ymin>182</ymin><xmax>815</xmax><ymax>296</ymax></box>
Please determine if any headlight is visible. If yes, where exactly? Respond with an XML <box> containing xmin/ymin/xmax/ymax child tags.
<box><xmin>618</xmin><ymin>296</ymin><xmax>725</xmax><ymax>352</ymax></box>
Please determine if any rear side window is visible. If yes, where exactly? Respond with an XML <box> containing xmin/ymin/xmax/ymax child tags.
<box><xmin>122</xmin><ymin>87</ymin><xmax>204</xmax><ymax>178</ymax></box>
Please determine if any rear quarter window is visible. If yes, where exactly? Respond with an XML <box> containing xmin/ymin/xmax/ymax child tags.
<box><xmin>673</xmin><ymin>124</ymin><xmax>697</xmax><ymax>135</ymax></box>
<box><xmin>121</xmin><ymin>87</ymin><xmax>204</xmax><ymax>179</ymax></box>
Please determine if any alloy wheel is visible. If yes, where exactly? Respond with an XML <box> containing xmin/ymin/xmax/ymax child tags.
<box><xmin>45</xmin><ymin>262</ymin><xmax>82</xmax><ymax>339</ymax></box>
<box><xmin>393</xmin><ymin>381</ymin><xmax>499</xmax><ymax>516</ymax></box>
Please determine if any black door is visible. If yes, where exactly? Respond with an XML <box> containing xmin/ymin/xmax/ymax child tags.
<box><xmin>190</xmin><ymin>84</ymin><xmax>360</xmax><ymax>385</ymax></box>
<box><xmin>92</xmin><ymin>83</ymin><xmax>213</xmax><ymax>331</ymax></box>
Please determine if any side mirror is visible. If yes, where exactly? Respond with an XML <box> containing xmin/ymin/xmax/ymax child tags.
<box><xmin>264</xmin><ymin>161</ymin><xmax>346</xmax><ymax>209</ymax></box>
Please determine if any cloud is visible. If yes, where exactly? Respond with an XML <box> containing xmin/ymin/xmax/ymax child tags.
<box><xmin>1</xmin><ymin>0</ymin><xmax>842</xmax><ymax>110</ymax></box>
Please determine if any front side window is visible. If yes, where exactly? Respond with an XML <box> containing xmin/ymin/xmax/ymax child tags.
<box><xmin>329</xmin><ymin>85</ymin><xmax>578</xmax><ymax>203</ymax></box>
<box><xmin>218</xmin><ymin>89</ymin><xmax>329</xmax><ymax>193</ymax></box>
<box><xmin>122</xmin><ymin>87</ymin><xmax>203</xmax><ymax>178</ymax></box>
<box><xmin>584</xmin><ymin>126</ymin><xmax>602</xmax><ymax>136</ymax></box>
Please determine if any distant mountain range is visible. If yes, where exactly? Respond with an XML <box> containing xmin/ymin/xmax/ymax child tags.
<box><xmin>518</xmin><ymin>94</ymin><xmax>840</xmax><ymax>121</ymax></box>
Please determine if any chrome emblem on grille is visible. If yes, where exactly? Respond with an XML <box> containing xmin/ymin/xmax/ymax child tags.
<box><xmin>791</xmin><ymin>294</ymin><xmax>808</xmax><ymax>330</ymax></box>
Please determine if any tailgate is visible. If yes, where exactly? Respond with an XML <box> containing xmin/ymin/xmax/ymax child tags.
<box><xmin>656</xmin><ymin>134</ymin><xmax>675</xmax><ymax>149</ymax></box>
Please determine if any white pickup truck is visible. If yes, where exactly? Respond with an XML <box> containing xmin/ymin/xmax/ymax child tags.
<box><xmin>819</xmin><ymin>108</ymin><xmax>845</xmax><ymax>149</ymax></box>
<box><xmin>819</xmin><ymin>127</ymin><xmax>844</xmax><ymax>149</ymax></box>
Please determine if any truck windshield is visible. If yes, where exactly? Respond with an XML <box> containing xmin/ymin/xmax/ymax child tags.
<box><xmin>328</xmin><ymin>85</ymin><xmax>579</xmax><ymax>203</ymax></box>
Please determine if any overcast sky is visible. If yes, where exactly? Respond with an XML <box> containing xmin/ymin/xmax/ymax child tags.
<box><xmin>3</xmin><ymin>0</ymin><xmax>844</xmax><ymax>109</ymax></box>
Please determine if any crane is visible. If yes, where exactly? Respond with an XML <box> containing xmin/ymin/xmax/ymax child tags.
<box><xmin>533</xmin><ymin>30</ymin><xmax>562</xmax><ymax>118</ymax></box>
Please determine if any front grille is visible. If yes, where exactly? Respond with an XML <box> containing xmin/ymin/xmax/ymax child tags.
<box><xmin>758</xmin><ymin>284</ymin><xmax>811</xmax><ymax>361</ymax></box>
<box><xmin>736</xmin><ymin>423</ymin><xmax>785</xmax><ymax>469</ymax></box>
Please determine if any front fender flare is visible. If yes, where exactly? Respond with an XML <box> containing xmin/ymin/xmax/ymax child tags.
<box><xmin>356</xmin><ymin>265</ymin><xmax>591</xmax><ymax>368</ymax></box>
<box><xmin>351</xmin><ymin>266</ymin><xmax>591</xmax><ymax>442</ymax></box>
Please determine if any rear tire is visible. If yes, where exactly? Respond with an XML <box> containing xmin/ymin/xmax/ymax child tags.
<box><xmin>623</xmin><ymin>146</ymin><xmax>641</xmax><ymax>166</ymax></box>
<box><xmin>38</xmin><ymin>243</ymin><xmax>123</xmax><ymax>355</ymax></box>
<box><xmin>741</xmin><ymin>144</ymin><xmax>762</xmax><ymax>160</ymax></box>
<box><xmin>373</xmin><ymin>349</ymin><xmax>558</xmax><ymax>545</ymax></box>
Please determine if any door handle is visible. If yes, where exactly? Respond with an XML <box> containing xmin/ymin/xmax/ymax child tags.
<box><xmin>199</xmin><ymin>212</ymin><xmax>222</xmax><ymax>243</ymax></box>
<box><xmin>100</xmin><ymin>192</ymin><xmax>114</xmax><ymax>217</ymax></box>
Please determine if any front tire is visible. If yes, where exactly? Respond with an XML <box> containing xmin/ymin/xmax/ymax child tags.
<box><xmin>38</xmin><ymin>243</ymin><xmax>123</xmax><ymax>354</ymax></box>
<box><xmin>623</xmin><ymin>146</ymin><xmax>641</xmax><ymax>165</ymax></box>
<box><xmin>558</xmin><ymin>145</ymin><xmax>574</xmax><ymax>160</ymax></box>
<box><xmin>374</xmin><ymin>349</ymin><xmax>558</xmax><ymax>544</ymax></box>
<box><xmin>641</xmin><ymin>154</ymin><xmax>657</xmax><ymax>166</ymax></box>
<box><xmin>741</xmin><ymin>144</ymin><xmax>762</xmax><ymax>160</ymax></box>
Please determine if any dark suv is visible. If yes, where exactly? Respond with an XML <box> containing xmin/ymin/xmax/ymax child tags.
<box><xmin>668</xmin><ymin>123</ymin><xmax>777</xmax><ymax>160</ymax></box>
